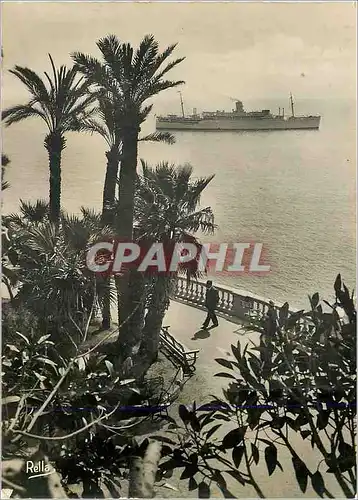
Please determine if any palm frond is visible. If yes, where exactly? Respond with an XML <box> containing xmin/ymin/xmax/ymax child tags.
<box><xmin>2</xmin><ymin>104</ymin><xmax>50</xmax><ymax>128</ymax></box>
<box><xmin>9</xmin><ymin>65</ymin><xmax>51</xmax><ymax>107</ymax></box>
<box><xmin>80</xmin><ymin>117</ymin><xmax>111</xmax><ymax>144</ymax></box>
<box><xmin>96</xmin><ymin>35</ymin><xmax>122</xmax><ymax>71</ymax></box>
<box><xmin>72</xmin><ymin>51</ymin><xmax>111</xmax><ymax>87</ymax></box>
<box><xmin>139</xmin><ymin>80</ymin><xmax>185</xmax><ymax>103</ymax></box>
<box><xmin>19</xmin><ymin>199</ymin><xmax>49</xmax><ymax>223</ymax></box>
<box><xmin>1</xmin><ymin>153</ymin><xmax>10</xmax><ymax>167</ymax></box>
<box><xmin>23</xmin><ymin>222</ymin><xmax>61</xmax><ymax>256</ymax></box>
<box><xmin>4</xmin><ymin>55</ymin><xmax>95</xmax><ymax>135</ymax></box>
<box><xmin>139</xmin><ymin>131</ymin><xmax>175</xmax><ymax>145</ymax></box>
<box><xmin>151</xmin><ymin>57</ymin><xmax>186</xmax><ymax>82</ymax></box>
<box><xmin>133</xmin><ymin>35</ymin><xmax>159</xmax><ymax>83</ymax></box>
<box><xmin>183</xmin><ymin>174</ymin><xmax>215</xmax><ymax>212</ymax></box>
<box><xmin>1</xmin><ymin>154</ymin><xmax>10</xmax><ymax>190</ymax></box>
<box><xmin>134</xmin><ymin>161</ymin><xmax>216</xmax><ymax>248</ymax></box>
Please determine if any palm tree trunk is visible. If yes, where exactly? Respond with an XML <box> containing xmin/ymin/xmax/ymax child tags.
<box><xmin>139</xmin><ymin>275</ymin><xmax>172</xmax><ymax>364</ymax></box>
<box><xmin>45</xmin><ymin>132</ymin><xmax>65</xmax><ymax>223</ymax></box>
<box><xmin>102</xmin><ymin>147</ymin><xmax>120</xmax><ymax>226</ymax></box>
<box><xmin>101</xmin><ymin>147</ymin><xmax>120</xmax><ymax>329</ymax></box>
<box><xmin>118</xmin><ymin>270</ymin><xmax>146</xmax><ymax>359</ymax></box>
<box><xmin>114</xmin><ymin>126</ymin><xmax>140</xmax><ymax>357</ymax></box>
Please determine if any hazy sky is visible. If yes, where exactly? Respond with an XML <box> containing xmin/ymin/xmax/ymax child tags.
<box><xmin>1</xmin><ymin>2</ymin><xmax>357</xmax><ymax>112</ymax></box>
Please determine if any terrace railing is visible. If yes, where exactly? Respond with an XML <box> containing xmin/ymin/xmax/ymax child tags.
<box><xmin>171</xmin><ymin>276</ymin><xmax>309</xmax><ymax>328</ymax></box>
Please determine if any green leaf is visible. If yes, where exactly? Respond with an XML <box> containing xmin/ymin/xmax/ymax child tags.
<box><xmin>222</xmin><ymin>426</ymin><xmax>247</xmax><ymax>449</ymax></box>
<box><xmin>37</xmin><ymin>334</ymin><xmax>51</xmax><ymax>344</ymax></box>
<box><xmin>16</xmin><ymin>331</ymin><xmax>30</xmax><ymax>344</ymax></box>
<box><xmin>214</xmin><ymin>372</ymin><xmax>236</xmax><ymax>379</ymax></box>
<box><xmin>34</xmin><ymin>371</ymin><xmax>46</xmax><ymax>382</ymax></box>
<box><xmin>105</xmin><ymin>359</ymin><xmax>114</xmax><ymax>376</ymax></box>
<box><xmin>215</xmin><ymin>358</ymin><xmax>233</xmax><ymax>370</ymax></box>
<box><xmin>119</xmin><ymin>378</ymin><xmax>136</xmax><ymax>385</ymax></box>
<box><xmin>316</xmin><ymin>410</ymin><xmax>330</xmax><ymax>430</ymax></box>
<box><xmin>310</xmin><ymin>293</ymin><xmax>319</xmax><ymax>309</ymax></box>
<box><xmin>334</xmin><ymin>274</ymin><xmax>342</xmax><ymax>295</ymax></box>
<box><xmin>189</xmin><ymin>413</ymin><xmax>201</xmax><ymax>432</ymax></box>
<box><xmin>6</xmin><ymin>344</ymin><xmax>20</xmax><ymax>352</ymax></box>
<box><xmin>311</xmin><ymin>471</ymin><xmax>325</xmax><ymax>497</ymax></box>
<box><xmin>153</xmin><ymin>435</ymin><xmax>177</xmax><ymax>445</ymax></box>
<box><xmin>231</xmin><ymin>344</ymin><xmax>241</xmax><ymax>361</ymax></box>
<box><xmin>212</xmin><ymin>470</ymin><xmax>227</xmax><ymax>490</ymax></box>
<box><xmin>179</xmin><ymin>404</ymin><xmax>191</xmax><ymax>423</ymax></box>
<box><xmin>198</xmin><ymin>481</ymin><xmax>210</xmax><ymax>498</ymax></box>
<box><xmin>251</xmin><ymin>443</ymin><xmax>259</xmax><ymax>464</ymax></box>
<box><xmin>188</xmin><ymin>477</ymin><xmax>198</xmax><ymax>491</ymax></box>
<box><xmin>225</xmin><ymin>469</ymin><xmax>245</xmax><ymax>486</ymax></box>
<box><xmin>232</xmin><ymin>446</ymin><xmax>245</xmax><ymax>468</ymax></box>
<box><xmin>181</xmin><ymin>464</ymin><xmax>198</xmax><ymax>479</ymax></box>
<box><xmin>205</xmin><ymin>424</ymin><xmax>221</xmax><ymax>440</ymax></box>
<box><xmin>36</xmin><ymin>356</ymin><xmax>58</xmax><ymax>369</ymax></box>
<box><xmin>292</xmin><ymin>456</ymin><xmax>309</xmax><ymax>492</ymax></box>
<box><xmin>279</xmin><ymin>302</ymin><xmax>289</xmax><ymax>326</ymax></box>
<box><xmin>75</xmin><ymin>356</ymin><xmax>86</xmax><ymax>371</ymax></box>
<box><xmin>264</xmin><ymin>444</ymin><xmax>277</xmax><ymax>476</ymax></box>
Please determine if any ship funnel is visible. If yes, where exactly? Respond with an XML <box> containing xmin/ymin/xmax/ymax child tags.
<box><xmin>235</xmin><ymin>100</ymin><xmax>244</xmax><ymax>113</ymax></box>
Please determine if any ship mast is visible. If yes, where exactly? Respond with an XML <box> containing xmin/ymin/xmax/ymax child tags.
<box><xmin>178</xmin><ymin>91</ymin><xmax>185</xmax><ymax>118</ymax></box>
<box><xmin>290</xmin><ymin>93</ymin><xmax>295</xmax><ymax>117</ymax></box>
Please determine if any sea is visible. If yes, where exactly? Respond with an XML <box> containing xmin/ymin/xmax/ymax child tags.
<box><xmin>2</xmin><ymin>98</ymin><xmax>356</xmax><ymax>310</ymax></box>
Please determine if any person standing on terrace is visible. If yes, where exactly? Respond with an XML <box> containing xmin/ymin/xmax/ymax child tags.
<box><xmin>202</xmin><ymin>280</ymin><xmax>219</xmax><ymax>329</ymax></box>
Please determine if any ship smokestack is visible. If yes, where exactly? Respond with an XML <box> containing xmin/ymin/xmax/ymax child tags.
<box><xmin>235</xmin><ymin>100</ymin><xmax>244</xmax><ymax>113</ymax></box>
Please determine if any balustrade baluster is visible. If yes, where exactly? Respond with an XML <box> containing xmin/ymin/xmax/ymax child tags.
<box><xmin>172</xmin><ymin>277</ymin><xmax>289</xmax><ymax>333</ymax></box>
<box><xmin>192</xmin><ymin>282</ymin><xmax>199</xmax><ymax>303</ymax></box>
<box><xmin>227</xmin><ymin>291</ymin><xmax>233</xmax><ymax>312</ymax></box>
<box><xmin>218</xmin><ymin>289</ymin><xmax>223</xmax><ymax>309</ymax></box>
<box><xmin>179</xmin><ymin>278</ymin><xmax>185</xmax><ymax>297</ymax></box>
<box><xmin>223</xmin><ymin>291</ymin><xmax>229</xmax><ymax>312</ymax></box>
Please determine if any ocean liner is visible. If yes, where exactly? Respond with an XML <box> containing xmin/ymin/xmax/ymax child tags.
<box><xmin>156</xmin><ymin>94</ymin><xmax>321</xmax><ymax>131</ymax></box>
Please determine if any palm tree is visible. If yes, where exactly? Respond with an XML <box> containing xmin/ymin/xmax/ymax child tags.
<box><xmin>82</xmin><ymin>94</ymin><xmax>175</xmax><ymax>329</ymax></box>
<box><xmin>72</xmin><ymin>35</ymin><xmax>185</xmax><ymax>352</ymax></box>
<box><xmin>134</xmin><ymin>161</ymin><xmax>216</xmax><ymax>364</ymax></box>
<box><xmin>2</xmin><ymin>55</ymin><xmax>95</xmax><ymax>222</ymax></box>
<box><xmin>1</xmin><ymin>153</ymin><xmax>10</xmax><ymax>191</ymax></box>
<box><xmin>3</xmin><ymin>203</ymin><xmax>115</xmax><ymax>350</ymax></box>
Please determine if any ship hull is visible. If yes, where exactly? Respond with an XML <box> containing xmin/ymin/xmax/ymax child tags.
<box><xmin>156</xmin><ymin>116</ymin><xmax>320</xmax><ymax>131</ymax></box>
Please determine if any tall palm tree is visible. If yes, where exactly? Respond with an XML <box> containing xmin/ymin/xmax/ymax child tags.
<box><xmin>82</xmin><ymin>93</ymin><xmax>175</xmax><ymax>329</ymax></box>
<box><xmin>72</xmin><ymin>35</ymin><xmax>185</xmax><ymax>349</ymax></box>
<box><xmin>134</xmin><ymin>161</ymin><xmax>216</xmax><ymax>363</ymax></box>
<box><xmin>2</xmin><ymin>55</ymin><xmax>95</xmax><ymax>222</ymax></box>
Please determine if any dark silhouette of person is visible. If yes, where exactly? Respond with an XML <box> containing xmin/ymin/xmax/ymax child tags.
<box><xmin>202</xmin><ymin>280</ymin><xmax>219</xmax><ymax>329</ymax></box>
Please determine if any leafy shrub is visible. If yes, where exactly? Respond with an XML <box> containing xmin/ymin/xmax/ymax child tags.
<box><xmin>154</xmin><ymin>275</ymin><xmax>356</xmax><ymax>498</ymax></box>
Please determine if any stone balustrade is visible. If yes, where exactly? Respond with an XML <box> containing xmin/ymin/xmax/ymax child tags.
<box><xmin>171</xmin><ymin>276</ymin><xmax>308</xmax><ymax>327</ymax></box>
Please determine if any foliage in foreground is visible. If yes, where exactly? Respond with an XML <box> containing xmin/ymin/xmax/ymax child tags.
<box><xmin>154</xmin><ymin>274</ymin><xmax>356</xmax><ymax>498</ymax></box>
<box><xmin>2</xmin><ymin>275</ymin><xmax>356</xmax><ymax>498</ymax></box>
<box><xmin>2</xmin><ymin>202</ymin><xmax>115</xmax><ymax>349</ymax></box>
<box><xmin>2</xmin><ymin>305</ymin><xmax>172</xmax><ymax>497</ymax></box>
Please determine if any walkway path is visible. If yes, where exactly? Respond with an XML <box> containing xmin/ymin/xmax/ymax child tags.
<box><xmin>164</xmin><ymin>299</ymin><xmax>261</xmax><ymax>402</ymax></box>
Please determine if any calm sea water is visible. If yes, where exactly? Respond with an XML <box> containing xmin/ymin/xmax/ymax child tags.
<box><xmin>2</xmin><ymin>98</ymin><xmax>356</xmax><ymax>309</ymax></box>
